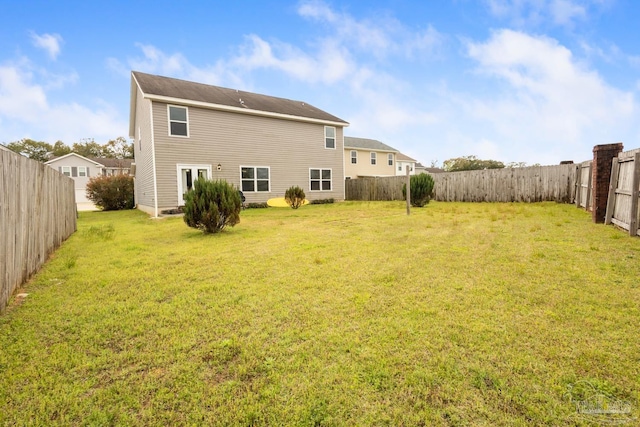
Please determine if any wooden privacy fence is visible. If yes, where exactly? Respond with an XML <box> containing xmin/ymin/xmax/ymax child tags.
<box><xmin>605</xmin><ymin>149</ymin><xmax>640</xmax><ymax>236</ymax></box>
<box><xmin>346</xmin><ymin>164</ymin><xmax>577</xmax><ymax>203</ymax></box>
<box><xmin>575</xmin><ymin>161</ymin><xmax>592</xmax><ymax>211</ymax></box>
<box><xmin>1</xmin><ymin>150</ymin><xmax>77</xmax><ymax>313</ymax></box>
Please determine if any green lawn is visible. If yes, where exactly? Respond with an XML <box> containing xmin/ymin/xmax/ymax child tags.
<box><xmin>1</xmin><ymin>202</ymin><xmax>639</xmax><ymax>426</ymax></box>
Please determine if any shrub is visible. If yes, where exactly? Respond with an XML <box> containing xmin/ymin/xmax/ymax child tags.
<box><xmin>86</xmin><ymin>174</ymin><xmax>134</xmax><ymax>211</ymax></box>
<box><xmin>284</xmin><ymin>186</ymin><xmax>306</xmax><ymax>209</ymax></box>
<box><xmin>183</xmin><ymin>179</ymin><xmax>241</xmax><ymax>233</ymax></box>
<box><xmin>309</xmin><ymin>198</ymin><xmax>334</xmax><ymax>205</ymax></box>
<box><xmin>402</xmin><ymin>173</ymin><xmax>435</xmax><ymax>207</ymax></box>
<box><xmin>245</xmin><ymin>202</ymin><xmax>269</xmax><ymax>209</ymax></box>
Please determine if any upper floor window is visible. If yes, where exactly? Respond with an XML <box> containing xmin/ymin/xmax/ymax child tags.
<box><xmin>241</xmin><ymin>166</ymin><xmax>270</xmax><ymax>192</ymax></box>
<box><xmin>61</xmin><ymin>166</ymin><xmax>71</xmax><ymax>177</ymax></box>
<box><xmin>388</xmin><ymin>154</ymin><xmax>393</xmax><ymax>166</ymax></box>
<box><xmin>78</xmin><ymin>166</ymin><xmax>87</xmax><ymax>177</ymax></box>
<box><xmin>325</xmin><ymin>126</ymin><xmax>336</xmax><ymax>149</ymax></box>
<box><xmin>351</xmin><ymin>150</ymin><xmax>357</xmax><ymax>164</ymax></box>
<box><xmin>168</xmin><ymin>105</ymin><xmax>189</xmax><ymax>137</ymax></box>
<box><xmin>398</xmin><ymin>164</ymin><xmax>402</xmax><ymax>171</ymax></box>
<box><xmin>370</xmin><ymin>152</ymin><xmax>376</xmax><ymax>165</ymax></box>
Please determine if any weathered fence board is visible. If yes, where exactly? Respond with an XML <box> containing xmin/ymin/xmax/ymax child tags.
<box><xmin>606</xmin><ymin>150</ymin><xmax>640</xmax><ymax>236</ymax></box>
<box><xmin>346</xmin><ymin>164</ymin><xmax>577</xmax><ymax>203</ymax></box>
<box><xmin>575</xmin><ymin>161</ymin><xmax>592</xmax><ymax>210</ymax></box>
<box><xmin>1</xmin><ymin>150</ymin><xmax>77</xmax><ymax>313</ymax></box>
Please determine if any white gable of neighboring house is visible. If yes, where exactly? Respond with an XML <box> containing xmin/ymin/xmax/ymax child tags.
<box><xmin>395</xmin><ymin>153</ymin><xmax>417</xmax><ymax>176</ymax></box>
<box><xmin>45</xmin><ymin>153</ymin><xmax>105</xmax><ymax>204</ymax></box>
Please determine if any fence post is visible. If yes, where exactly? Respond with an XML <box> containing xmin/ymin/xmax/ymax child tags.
<box><xmin>628</xmin><ymin>152</ymin><xmax>640</xmax><ymax>236</ymax></box>
<box><xmin>604</xmin><ymin>157</ymin><xmax>620</xmax><ymax>225</ymax></box>
<box><xmin>406</xmin><ymin>165</ymin><xmax>410</xmax><ymax>215</ymax></box>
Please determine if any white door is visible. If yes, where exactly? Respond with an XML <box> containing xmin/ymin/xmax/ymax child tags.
<box><xmin>177</xmin><ymin>164</ymin><xmax>211</xmax><ymax>205</ymax></box>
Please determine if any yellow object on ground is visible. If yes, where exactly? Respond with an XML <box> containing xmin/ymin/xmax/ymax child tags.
<box><xmin>267</xmin><ymin>197</ymin><xmax>309</xmax><ymax>207</ymax></box>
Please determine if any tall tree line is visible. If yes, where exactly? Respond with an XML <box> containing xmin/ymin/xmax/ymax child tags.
<box><xmin>2</xmin><ymin>137</ymin><xmax>133</xmax><ymax>162</ymax></box>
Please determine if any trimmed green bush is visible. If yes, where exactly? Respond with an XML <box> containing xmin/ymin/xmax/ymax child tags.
<box><xmin>183</xmin><ymin>179</ymin><xmax>241</xmax><ymax>233</ymax></box>
<box><xmin>245</xmin><ymin>202</ymin><xmax>269</xmax><ymax>209</ymax></box>
<box><xmin>309</xmin><ymin>198</ymin><xmax>335</xmax><ymax>205</ymax></box>
<box><xmin>285</xmin><ymin>186</ymin><xmax>306</xmax><ymax>209</ymax></box>
<box><xmin>86</xmin><ymin>174</ymin><xmax>134</xmax><ymax>211</ymax></box>
<box><xmin>402</xmin><ymin>173</ymin><xmax>435</xmax><ymax>207</ymax></box>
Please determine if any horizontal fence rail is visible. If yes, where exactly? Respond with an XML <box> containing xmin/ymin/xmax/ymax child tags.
<box><xmin>1</xmin><ymin>150</ymin><xmax>77</xmax><ymax>313</ymax></box>
<box><xmin>346</xmin><ymin>164</ymin><xmax>577</xmax><ymax>203</ymax></box>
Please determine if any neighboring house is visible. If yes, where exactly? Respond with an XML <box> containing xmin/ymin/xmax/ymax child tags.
<box><xmin>415</xmin><ymin>162</ymin><xmax>444</xmax><ymax>175</ymax></box>
<box><xmin>129</xmin><ymin>71</ymin><xmax>349</xmax><ymax>216</ymax></box>
<box><xmin>45</xmin><ymin>153</ymin><xmax>132</xmax><ymax>203</ymax></box>
<box><xmin>344</xmin><ymin>137</ymin><xmax>398</xmax><ymax>179</ymax></box>
<box><xmin>395</xmin><ymin>152</ymin><xmax>417</xmax><ymax>176</ymax></box>
<box><xmin>97</xmin><ymin>157</ymin><xmax>133</xmax><ymax>176</ymax></box>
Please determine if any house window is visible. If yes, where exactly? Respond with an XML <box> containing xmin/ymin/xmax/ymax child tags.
<box><xmin>310</xmin><ymin>168</ymin><xmax>332</xmax><ymax>191</ymax></box>
<box><xmin>351</xmin><ymin>150</ymin><xmax>357</xmax><ymax>164</ymax></box>
<box><xmin>398</xmin><ymin>164</ymin><xmax>402</xmax><ymax>171</ymax></box>
<box><xmin>325</xmin><ymin>126</ymin><xmax>336</xmax><ymax>149</ymax></box>
<box><xmin>241</xmin><ymin>166</ymin><xmax>270</xmax><ymax>192</ymax></box>
<box><xmin>168</xmin><ymin>105</ymin><xmax>189</xmax><ymax>137</ymax></box>
<box><xmin>78</xmin><ymin>166</ymin><xmax>87</xmax><ymax>177</ymax></box>
<box><xmin>370</xmin><ymin>152</ymin><xmax>376</xmax><ymax>165</ymax></box>
<box><xmin>61</xmin><ymin>166</ymin><xmax>71</xmax><ymax>177</ymax></box>
<box><xmin>388</xmin><ymin>154</ymin><xmax>393</xmax><ymax>166</ymax></box>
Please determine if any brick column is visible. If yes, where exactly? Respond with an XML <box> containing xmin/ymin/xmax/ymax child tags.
<box><xmin>592</xmin><ymin>143</ymin><xmax>623</xmax><ymax>223</ymax></box>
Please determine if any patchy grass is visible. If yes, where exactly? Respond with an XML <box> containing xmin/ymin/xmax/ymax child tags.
<box><xmin>1</xmin><ymin>202</ymin><xmax>639</xmax><ymax>426</ymax></box>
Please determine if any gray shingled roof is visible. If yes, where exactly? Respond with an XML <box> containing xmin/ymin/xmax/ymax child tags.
<box><xmin>344</xmin><ymin>137</ymin><xmax>398</xmax><ymax>152</ymax></box>
<box><xmin>132</xmin><ymin>71</ymin><xmax>348</xmax><ymax>124</ymax></box>
<box><xmin>90</xmin><ymin>158</ymin><xmax>133</xmax><ymax>168</ymax></box>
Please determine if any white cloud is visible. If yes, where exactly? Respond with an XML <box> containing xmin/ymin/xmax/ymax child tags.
<box><xmin>30</xmin><ymin>32</ymin><xmax>63</xmax><ymax>60</ymax></box>
<box><xmin>108</xmin><ymin>43</ymin><xmax>225</xmax><ymax>86</ymax></box>
<box><xmin>484</xmin><ymin>0</ymin><xmax>604</xmax><ymax>27</ymax></box>
<box><xmin>297</xmin><ymin>0</ymin><xmax>443</xmax><ymax>59</ymax></box>
<box><xmin>463</xmin><ymin>29</ymin><xmax>636</xmax><ymax>162</ymax></box>
<box><xmin>0</xmin><ymin>60</ymin><xmax>125</xmax><ymax>144</ymax></box>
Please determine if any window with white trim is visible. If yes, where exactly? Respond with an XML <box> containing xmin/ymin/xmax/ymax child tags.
<box><xmin>241</xmin><ymin>166</ymin><xmax>270</xmax><ymax>192</ymax></box>
<box><xmin>310</xmin><ymin>168</ymin><xmax>332</xmax><ymax>191</ymax></box>
<box><xmin>61</xmin><ymin>166</ymin><xmax>71</xmax><ymax>177</ymax></box>
<box><xmin>351</xmin><ymin>150</ymin><xmax>357</xmax><ymax>164</ymax></box>
<box><xmin>324</xmin><ymin>126</ymin><xmax>336</xmax><ymax>149</ymax></box>
<box><xmin>388</xmin><ymin>154</ymin><xmax>393</xmax><ymax>166</ymax></box>
<box><xmin>370</xmin><ymin>152</ymin><xmax>376</xmax><ymax>165</ymax></box>
<box><xmin>398</xmin><ymin>164</ymin><xmax>402</xmax><ymax>171</ymax></box>
<box><xmin>78</xmin><ymin>166</ymin><xmax>87</xmax><ymax>177</ymax></box>
<box><xmin>168</xmin><ymin>105</ymin><xmax>189</xmax><ymax>137</ymax></box>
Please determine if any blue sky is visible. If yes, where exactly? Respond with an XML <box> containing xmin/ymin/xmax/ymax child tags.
<box><xmin>1</xmin><ymin>0</ymin><xmax>639</xmax><ymax>166</ymax></box>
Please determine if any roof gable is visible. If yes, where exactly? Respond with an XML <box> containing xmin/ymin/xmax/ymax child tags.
<box><xmin>131</xmin><ymin>71</ymin><xmax>348</xmax><ymax>127</ymax></box>
<box><xmin>344</xmin><ymin>137</ymin><xmax>399</xmax><ymax>153</ymax></box>
<box><xmin>45</xmin><ymin>152</ymin><xmax>105</xmax><ymax>167</ymax></box>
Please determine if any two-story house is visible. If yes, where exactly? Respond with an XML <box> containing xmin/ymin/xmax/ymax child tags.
<box><xmin>344</xmin><ymin>137</ymin><xmax>399</xmax><ymax>179</ymax></box>
<box><xmin>129</xmin><ymin>71</ymin><xmax>349</xmax><ymax>216</ymax></box>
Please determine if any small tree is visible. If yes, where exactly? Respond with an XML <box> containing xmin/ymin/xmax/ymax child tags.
<box><xmin>86</xmin><ymin>174</ymin><xmax>134</xmax><ymax>210</ymax></box>
<box><xmin>284</xmin><ymin>186</ymin><xmax>306</xmax><ymax>209</ymax></box>
<box><xmin>183</xmin><ymin>179</ymin><xmax>241</xmax><ymax>233</ymax></box>
<box><xmin>402</xmin><ymin>173</ymin><xmax>435</xmax><ymax>207</ymax></box>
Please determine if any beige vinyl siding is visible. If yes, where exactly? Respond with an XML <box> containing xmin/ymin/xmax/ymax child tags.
<box><xmin>133</xmin><ymin>85</ymin><xmax>156</xmax><ymax>212</ymax></box>
<box><xmin>151</xmin><ymin>102</ymin><xmax>345</xmax><ymax>209</ymax></box>
<box><xmin>344</xmin><ymin>148</ymin><xmax>396</xmax><ymax>178</ymax></box>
